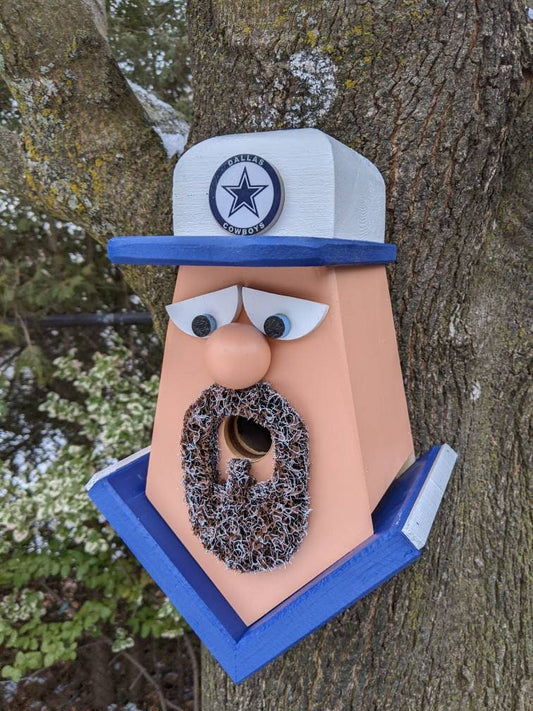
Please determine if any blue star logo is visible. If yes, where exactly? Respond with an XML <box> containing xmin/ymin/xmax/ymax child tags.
<box><xmin>209</xmin><ymin>154</ymin><xmax>284</xmax><ymax>235</ymax></box>
<box><xmin>222</xmin><ymin>167</ymin><xmax>267</xmax><ymax>218</ymax></box>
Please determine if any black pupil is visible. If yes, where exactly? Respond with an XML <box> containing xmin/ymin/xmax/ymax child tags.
<box><xmin>192</xmin><ymin>315</ymin><xmax>213</xmax><ymax>337</ymax></box>
<box><xmin>263</xmin><ymin>315</ymin><xmax>285</xmax><ymax>339</ymax></box>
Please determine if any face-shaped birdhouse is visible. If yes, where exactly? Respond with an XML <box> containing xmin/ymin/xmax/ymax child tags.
<box><xmin>88</xmin><ymin>129</ymin><xmax>457</xmax><ymax>682</ymax></box>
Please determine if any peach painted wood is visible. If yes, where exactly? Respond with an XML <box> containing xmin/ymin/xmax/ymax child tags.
<box><xmin>146</xmin><ymin>264</ymin><xmax>413</xmax><ymax>625</ymax></box>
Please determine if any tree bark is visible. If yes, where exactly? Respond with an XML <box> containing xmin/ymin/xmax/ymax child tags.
<box><xmin>1</xmin><ymin>1</ymin><xmax>530</xmax><ymax>709</ymax></box>
<box><xmin>187</xmin><ymin>2</ymin><xmax>531</xmax><ymax>709</ymax></box>
<box><xmin>0</xmin><ymin>0</ymin><xmax>176</xmax><ymax>333</ymax></box>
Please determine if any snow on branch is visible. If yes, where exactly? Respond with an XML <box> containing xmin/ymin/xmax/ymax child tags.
<box><xmin>128</xmin><ymin>81</ymin><xmax>189</xmax><ymax>158</ymax></box>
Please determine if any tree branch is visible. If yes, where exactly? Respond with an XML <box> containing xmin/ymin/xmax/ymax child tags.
<box><xmin>0</xmin><ymin>0</ymin><xmax>177</xmax><ymax>333</ymax></box>
<box><xmin>0</xmin><ymin>0</ymin><xmax>171</xmax><ymax>236</ymax></box>
<box><xmin>101</xmin><ymin>636</ymin><xmax>186</xmax><ymax>711</ymax></box>
<box><xmin>183</xmin><ymin>632</ymin><xmax>200</xmax><ymax>711</ymax></box>
<box><xmin>89</xmin><ymin>0</ymin><xmax>108</xmax><ymax>38</ymax></box>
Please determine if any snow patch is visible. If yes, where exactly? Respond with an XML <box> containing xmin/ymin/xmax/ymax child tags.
<box><xmin>287</xmin><ymin>49</ymin><xmax>337</xmax><ymax>126</ymax></box>
<box><xmin>128</xmin><ymin>81</ymin><xmax>189</xmax><ymax>158</ymax></box>
<box><xmin>156</xmin><ymin>130</ymin><xmax>186</xmax><ymax>158</ymax></box>
<box><xmin>470</xmin><ymin>382</ymin><xmax>482</xmax><ymax>401</ymax></box>
<box><xmin>0</xmin><ymin>680</ymin><xmax>18</xmax><ymax>703</ymax></box>
<box><xmin>449</xmin><ymin>304</ymin><xmax>460</xmax><ymax>339</ymax></box>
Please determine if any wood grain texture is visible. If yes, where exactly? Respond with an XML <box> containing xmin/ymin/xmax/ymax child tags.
<box><xmin>170</xmin><ymin>129</ymin><xmax>386</xmax><ymax>241</ymax></box>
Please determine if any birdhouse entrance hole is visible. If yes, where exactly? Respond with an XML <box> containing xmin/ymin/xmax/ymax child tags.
<box><xmin>224</xmin><ymin>416</ymin><xmax>272</xmax><ymax>460</ymax></box>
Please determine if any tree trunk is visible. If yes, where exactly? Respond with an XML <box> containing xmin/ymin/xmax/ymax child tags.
<box><xmin>187</xmin><ymin>2</ymin><xmax>531</xmax><ymax>709</ymax></box>
<box><xmin>1</xmin><ymin>1</ymin><xmax>530</xmax><ymax>709</ymax></box>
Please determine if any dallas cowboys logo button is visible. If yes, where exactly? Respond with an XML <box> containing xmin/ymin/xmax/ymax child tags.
<box><xmin>209</xmin><ymin>154</ymin><xmax>284</xmax><ymax>235</ymax></box>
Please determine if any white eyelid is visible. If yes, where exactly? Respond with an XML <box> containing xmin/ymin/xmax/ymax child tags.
<box><xmin>242</xmin><ymin>287</ymin><xmax>329</xmax><ymax>340</ymax></box>
<box><xmin>166</xmin><ymin>285</ymin><xmax>242</xmax><ymax>337</ymax></box>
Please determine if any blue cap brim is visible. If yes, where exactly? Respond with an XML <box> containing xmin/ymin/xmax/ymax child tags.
<box><xmin>107</xmin><ymin>235</ymin><xmax>396</xmax><ymax>267</ymax></box>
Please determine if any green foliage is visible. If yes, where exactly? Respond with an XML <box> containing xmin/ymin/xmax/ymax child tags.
<box><xmin>0</xmin><ymin>1</ymin><xmax>184</xmax><ymax>447</ymax></box>
<box><xmin>0</xmin><ymin>197</ymin><xmax>127</xmax><ymax>346</ymax></box>
<box><xmin>0</xmin><ymin>190</ymin><xmax>139</xmax><ymax>406</ymax></box>
<box><xmin>12</xmin><ymin>345</ymin><xmax>49</xmax><ymax>388</ymax></box>
<box><xmin>0</xmin><ymin>0</ymin><xmax>190</xmax><ymax>691</ymax></box>
<box><xmin>0</xmin><ymin>339</ymin><xmax>184</xmax><ymax>681</ymax></box>
<box><xmin>0</xmin><ymin>192</ymin><xmax>161</xmax><ymax>473</ymax></box>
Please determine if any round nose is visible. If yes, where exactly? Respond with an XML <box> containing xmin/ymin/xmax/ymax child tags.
<box><xmin>205</xmin><ymin>323</ymin><xmax>271</xmax><ymax>390</ymax></box>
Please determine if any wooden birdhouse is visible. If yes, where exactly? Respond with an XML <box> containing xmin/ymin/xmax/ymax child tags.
<box><xmin>87</xmin><ymin>128</ymin><xmax>457</xmax><ymax>682</ymax></box>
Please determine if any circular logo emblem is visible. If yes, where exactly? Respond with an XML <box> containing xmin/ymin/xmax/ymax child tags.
<box><xmin>209</xmin><ymin>154</ymin><xmax>284</xmax><ymax>235</ymax></box>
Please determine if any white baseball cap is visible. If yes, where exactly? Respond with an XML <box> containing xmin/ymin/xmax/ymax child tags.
<box><xmin>108</xmin><ymin>128</ymin><xmax>396</xmax><ymax>267</ymax></box>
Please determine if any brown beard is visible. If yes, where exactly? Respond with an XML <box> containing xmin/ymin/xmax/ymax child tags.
<box><xmin>181</xmin><ymin>382</ymin><xmax>310</xmax><ymax>572</ymax></box>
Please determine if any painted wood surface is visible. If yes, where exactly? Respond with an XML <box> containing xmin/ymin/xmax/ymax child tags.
<box><xmin>172</xmin><ymin>129</ymin><xmax>385</xmax><ymax>242</ymax></box>
<box><xmin>107</xmin><ymin>235</ymin><xmax>396</xmax><ymax>266</ymax></box>
<box><xmin>107</xmin><ymin>128</ymin><xmax>396</xmax><ymax>266</ymax></box>
<box><xmin>87</xmin><ymin>444</ymin><xmax>456</xmax><ymax>683</ymax></box>
<box><xmin>145</xmin><ymin>264</ymin><xmax>412</xmax><ymax>624</ymax></box>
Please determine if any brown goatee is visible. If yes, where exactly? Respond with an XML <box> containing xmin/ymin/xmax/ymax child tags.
<box><xmin>181</xmin><ymin>382</ymin><xmax>310</xmax><ymax>572</ymax></box>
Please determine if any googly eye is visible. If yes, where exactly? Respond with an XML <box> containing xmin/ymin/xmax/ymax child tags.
<box><xmin>263</xmin><ymin>314</ymin><xmax>291</xmax><ymax>339</ymax></box>
<box><xmin>191</xmin><ymin>314</ymin><xmax>217</xmax><ymax>337</ymax></box>
<box><xmin>242</xmin><ymin>287</ymin><xmax>328</xmax><ymax>341</ymax></box>
<box><xmin>166</xmin><ymin>285</ymin><xmax>241</xmax><ymax>338</ymax></box>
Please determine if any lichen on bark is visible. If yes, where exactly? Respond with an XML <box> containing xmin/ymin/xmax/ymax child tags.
<box><xmin>0</xmin><ymin>0</ymin><xmax>177</xmax><ymax>326</ymax></box>
<box><xmin>187</xmin><ymin>1</ymin><xmax>532</xmax><ymax>708</ymax></box>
